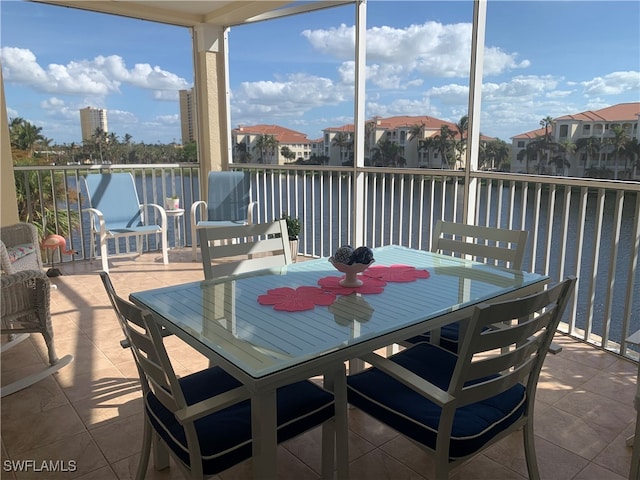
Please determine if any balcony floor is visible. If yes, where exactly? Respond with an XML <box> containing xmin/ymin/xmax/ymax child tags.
<box><xmin>1</xmin><ymin>248</ymin><xmax>637</xmax><ymax>479</ymax></box>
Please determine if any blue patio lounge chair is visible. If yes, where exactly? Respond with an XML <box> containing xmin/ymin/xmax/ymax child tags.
<box><xmin>190</xmin><ymin>171</ymin><xmax>256</xmax><ymax>261</ymax></box>
<box><xmin>82</xmin><ymin>172</ymin><xmax>168</xmax><ymax>273</ymax></box>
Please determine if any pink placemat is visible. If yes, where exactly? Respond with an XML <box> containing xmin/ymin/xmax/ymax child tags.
<box><xmin>363</xmin><ymin>264</ymin><xmax>430</xmax><ymax>282</ymax></box>
<box><xmin>317</xmin><ymin>275</ymin><xmax>387</xmax><ymax>295</ymax></box>
<box><xmin>257</xmin><ymin>286</ymin><xmax>336</xmax><ymax>312</ymax></box>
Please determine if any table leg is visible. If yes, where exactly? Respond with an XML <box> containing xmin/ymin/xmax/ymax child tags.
<box><xmin>324</xmin><ymin>365</ymin><xmax>349</xmax><ymax>480</ymax></box>
<box><xmin>251</xmin><ymin>388</ymin><xmax>278</xmax><ymax>480</ymax></box>
<box><xmin>176</xmin><ymin>215</ymin><xmax>183</xmax><ymax>248</ymax></box>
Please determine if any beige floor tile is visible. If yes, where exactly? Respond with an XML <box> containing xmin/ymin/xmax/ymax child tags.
<box><xmin>1</xmin><ymin>255</ymin><xmax>636</xmax><ymax>479</ymax></box>
<box><xmin>89</xmin><ymin>414</ymin><xmax>147</xmax><ymax>464</ymax></box>
<box><xmin>533</xmin><ymin>403</ymin><xmax>612</xmax><ymax>460</ymax></box>
<box><xmin>571</xmin><ymin>462</ymin><xmax>628</xmax><ymax>480</ymax></box>
<box><xmin>1</xmin><ymin>403</ymin><xmax>86</xmax><ymax>456</ymax></box>
<box><xmin>8</xmin><ymin>431</ymin><xmax>107</xmax><ymax>480</ymax></box>
<box><xmin>347</xmin><ymin>448</ymin><xmax>426</xmax><ymax>480</ymax></box>
<box><xmin>449</xmin><ymin>454</ymin><xmax>526</xmax><ymax>480</ymax></box>
<box><xmin>71</xmin><ymin>382</ymin><xmax>142</xmax><ymax>429</ymax></box>
<box><xmin>72</xmin><ymin>465</ymin><xmax>118</xmax><ymax>480</ymax></box>
<box><xmin>592</xmin><ymin>426</ymin><xmax>635</xmax><ymax>478</ymax></box>
<box><xmin>484</xmin><ymin>433</ymin><xmax>589</xmax><ymax>479</ymax></box>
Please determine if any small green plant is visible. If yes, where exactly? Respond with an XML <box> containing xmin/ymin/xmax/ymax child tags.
<box><xmin>281</xmin><ymin>212</ymin><xmax>301</xmax><ymax>240</ymax></box>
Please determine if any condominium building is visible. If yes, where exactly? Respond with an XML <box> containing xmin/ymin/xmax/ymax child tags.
<box><xmin>232</xmin><ymin>125</ymin><xmax>311</xmax><ymax>165</ymax></box>
<box><xmin>511</xmin><ymin>102</ymin><xmax>640</xmax><ymax>179</ymax></box>
<box><xmin>79</xmin><ymin>106</ymin><xmax>108</xmax><ymax>142</ymax></box>
<box><xmin>179</xmin><ymin>88</ymin><xmax>197</xmax><ymax>145</ymax></box>
<box><xmin>323</xmin><ymin>115</ymin><xmax>461</xmax><ymax>168</ymax></box>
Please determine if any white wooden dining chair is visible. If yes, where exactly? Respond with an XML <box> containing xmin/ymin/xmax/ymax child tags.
<box><xmin>191</xmin><ymin>171</ymin><xmax>257</xmax><ymax>261</ymax></box>
<box><xmin>404</xmin><ymin>220</ymin><xmax>529</xmax><ymax>352</ymax></box>
<box><xmin>198</xmin><ymin>219</ymin><xmax>292</xmax><ymax>280</ymax></box>
<box><xmin>348</xmin><ymin>276</ymin><xmax>576</xmax><ymax>480</ymax></box>
<box><xmin>99</xmin><ymin>271</ymin><xmax>338</xmax><ymax>480</ymax></box>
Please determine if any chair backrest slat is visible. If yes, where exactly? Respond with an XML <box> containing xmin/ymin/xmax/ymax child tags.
<box><xmin>432</xmin><ymin>220</ymin><xmax>528</xmax><ymax>270</ymax></box>
<box><xmin>206</xmin><ymin>171</ymin><xmax>251</xmax><ymax>222</ymax></box>
<box><xmin>450</xmin><ymin>277</ymin><xmax>576</xmax><ymax>408</ymax></box>
<box><xmin>199</xmin><ymin>220</ymin><xmax>292</xmax><ymax>280</ymax></box>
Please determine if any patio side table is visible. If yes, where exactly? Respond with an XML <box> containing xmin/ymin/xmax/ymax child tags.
<box><xmin>165</xmin><ymin>209</ymin><xmax>185</xmax><ymax>249</ymax></box>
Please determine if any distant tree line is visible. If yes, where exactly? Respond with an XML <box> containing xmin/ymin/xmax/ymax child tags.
<box><xmin>8</xmin><ymin>118</ymin><xmax>198</xmax><ymax>166</ymax></box>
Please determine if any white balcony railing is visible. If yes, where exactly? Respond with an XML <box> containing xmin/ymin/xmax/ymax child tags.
<box><xmin>13</xmin><ymin>163</ymin><xmax>640</xmax><ymax>360</ymax></box>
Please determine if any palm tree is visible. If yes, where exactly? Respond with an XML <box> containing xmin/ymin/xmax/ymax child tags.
<box><xmin>538</xmin><ymin>116</ymin><xmax>556</xmax><ymax>174</ymax></box>
<box><xmin>606</xmin><ymin>125</ymin><xmax>630</xmax><ymax>179</ymax></box>
<box><xmin>432</xmin><ymin>125</ymin><xmax>456</xmax><ymax>169</ymax></box>
<box><xmin>516</xmin><ymin>140</ymin><xmax>540</xmax><ymax>174</ymax></box>
<box><xmin>252</xmin><ymin>134</ymin><xmax>279</xmax><ymax>164</ymax></box>
<box><xmin>479</xmin><ymin>139</ymin><xmax>510</xmax><ymax>170</ymax></box>
<box><xmin>234</xmin><ymin>142</ymin><xmax>252</xmax><ymax>163</ymax></box>
<box><xmin>418</xmin><ymin>136</ymin><xmax>435</xmax><ymax>168</ymax></box>
<box><xmin>408</xmin><ymin>123</ymin><xmax>425</xmax><ymax>165</ymax></box>
<box><xmin>280</xmin><ymin>146</ymin><xmax>296</xmax><ymax>163</ymax></box>
<box><xmin>364</xmin><ymin>120</ymin><xmax>376</xmax><ymax>162</ymax></box>
<box><xmin>9</xmin><ymin>118</ymin><xmax>45</xmax><ymax>156</ymax></box>
<box><xmin>549</xmin><ymin>140</ymin><xmax>574</xmax><ymax>175</ymax></box>
<box><xmin>371</xmin><ymin>138</ymin><xmax>401</xmax><ymax>167</ymax></box>
<box><xmin>621</xmin><ymin>137</ymin><xmax>640</xmax><ymax>179</ymax></box>
<box><xmin>575</xmin><ymin>136</ymin><xmax>602</xmax><ymax>171</ymax></box>
<box><xmin>89</xmin><ymin>128</ymin><xmax>108</xmax><ymax>163</ymax></box>
<box><xmin>456</xmin><ymin>115</ymin><xmax>469</xmax><ymax>141</ymax></box>
<box><xmin>332</xmin><ymin>132</ymin><xmax>353</xmax><ymax>165</ymax></box>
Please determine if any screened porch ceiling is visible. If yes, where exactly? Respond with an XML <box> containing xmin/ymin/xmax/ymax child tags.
<box><xmin>31</xmin><ymin>0</ymin><xmax>354</xmax><ymax>27</ymax></box>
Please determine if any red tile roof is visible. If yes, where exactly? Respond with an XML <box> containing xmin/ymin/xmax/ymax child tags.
<box><xmin>554</xmin><ymin>102</ymin><xmax>640</xmax><ymax>123</ymax></box>
<box><xmin>512</xmin><ymin>127</ymin><xmax>547</xmax><ymax>140</ymax></box>
<box><xmin>372</xmin><ymin>115</ymin><xmax>458</xmax><ymax>131</ymax></box>
<box><xmin>234</xmin><ymin>124</ymin><xmax>310</xmax><ymax>144</ymax></box>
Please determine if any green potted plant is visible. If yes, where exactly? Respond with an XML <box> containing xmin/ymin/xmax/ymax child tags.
<box><xmin>281</xmin><ymin>212</ymin><xmax>301</xmax><ymax>261</ymax></box>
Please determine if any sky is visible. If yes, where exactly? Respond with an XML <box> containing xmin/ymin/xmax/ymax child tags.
<box><xmin>1</xmin><ymin>0</ymin><xmax>639</xmax><ymax>146</ymax></box>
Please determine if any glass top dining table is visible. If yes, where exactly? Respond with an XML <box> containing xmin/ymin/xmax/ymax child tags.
<box><xmin>130</xmin><ymin>244</ymin><xmax>549</xmax><ymax>479</ymax></box>
<box><xmin>131</xmin><ymin>245</ymin><xmax>548</xmax><ymax>381</ymax></box>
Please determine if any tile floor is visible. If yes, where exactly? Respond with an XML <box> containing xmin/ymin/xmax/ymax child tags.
<box><xmin>1</xmin><ymin>249</ymin><xmax>637</xmax><ymax>479</ymax></box>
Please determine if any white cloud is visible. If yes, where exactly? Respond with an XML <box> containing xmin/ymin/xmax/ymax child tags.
<box><xmin>302</xmin><ymin>20</ymin><xmax>529</xmax><ymax>88</ymax></box>
<box><xmin>0</xmin><ymin>47</ymin><xmax>190</xmax><ymax>98</ymax></box>
<box><xmin>579</xmin><ymin>71</ymin><xmax>640</xmax><ymax>96</ymax></box>
<box><xmin>232</xmin><ymin>73</ymin><xmax>352</xmax><ymax>123</ymax></box>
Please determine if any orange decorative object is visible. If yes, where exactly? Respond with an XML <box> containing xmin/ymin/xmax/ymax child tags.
<box><xmin>42</xmin><ymin>234</ymin><xmax>76</xmax><ymax>277</ymax></box>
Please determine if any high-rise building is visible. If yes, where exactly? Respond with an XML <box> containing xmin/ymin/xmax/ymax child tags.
<box><xmin>179</xmin><ymin>88</ymin><xmax>197</xmax><ymax>145</ymax></box>
<box><xmin>79</xmin><ymin>107</ymin><xmax>108</xmax><ymax>142</ymax></box>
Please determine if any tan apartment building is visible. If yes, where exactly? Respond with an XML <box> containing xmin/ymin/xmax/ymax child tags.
<box><xmin>179</xmin><ymin>88</ymin><xmax>197</xmax><ymax>145</ymax></box>
<box><xmin>511</xmin><ymin>102</ymin><xmax>640</xmax><ymax>179</ymax></box>
<box><xmin>323</xmin><ymin>115</ymin><xmax>461</xmax><ymax>168</ymax></box>
<box><xmin>232</xmin><ymin>124</ymin><xmax>312</xmax><ymax>165</ymax></box>
<box><xmin>79</xmin><ymin>106</ymin><xmax>108</xmax><ymax>142</ymax></box>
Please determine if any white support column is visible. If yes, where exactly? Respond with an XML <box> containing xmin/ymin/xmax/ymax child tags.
<box><xmin>352</xmin><ymin>0</ymin><xmax>367</xmax><ymax>248</ymax></box>
<box><xmin>462</xmin><ymin>0</ymin><xmax>487</xmax><ymax>226</ymax></box>
<box><xmin>192</xmin><ymin>23</ymin><xmax>229</xmax><ymax>193</ymax></box>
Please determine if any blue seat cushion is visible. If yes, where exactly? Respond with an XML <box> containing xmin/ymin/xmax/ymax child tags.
<box><xmin>197</xmin><ymin>220</ymin><xmax>247</xmax><ymax>228</ymax></box>
<box><xmin>146</xmin><ymin>366</ymin><xmax>334</xmax><ymax>475</ymax></box>
<box><xmin>404</xmin><ymin>323</ymin><xmax>462</xmax><ymax>352</ymax></box>
<box><xmin>347</xmin><ymin>343</ymin><xmax>526</xmax><ymax>460</ymax></box>
<box><xmin>106</xmin><ymin>224</ymin><xmax>161</xmax><ymax>235</ymax></box>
